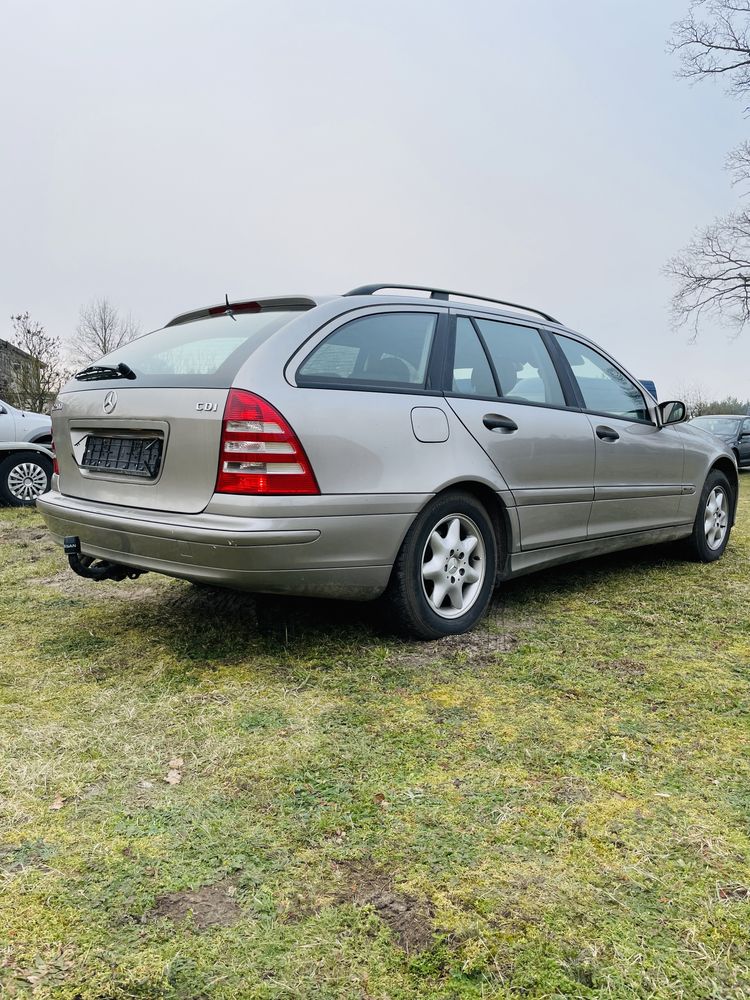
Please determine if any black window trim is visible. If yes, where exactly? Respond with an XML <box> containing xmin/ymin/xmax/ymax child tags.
<box><xmin>444</xmin><ymin>312</ymin><xmax>580</xmax><ymax>409</ymax></box>
<box><xmin>293</xmin><ymin>308</ymin><xmax>447</xmax><ymax>394</ymax></box>
<box><xmin>289</xmin><ymin>303</ymin><xmax>659</xmax><ymax>428</ymax></box>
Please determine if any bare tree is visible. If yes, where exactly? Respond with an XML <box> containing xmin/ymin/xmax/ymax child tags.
<box><xmin>71</xmin><ymin>297</ymin><xmax>140</xmax><ymax>365</ymax></box>
<box><xmin>677</xmin><ymin>381</ymin><xmax>710</xmax><ymax>417</ymax></box>
<box><xmin>665</xmin><ymin>212</ymin><xmax>750</xmax><ymax>336</ymax></box>
<box><xmin>727</xmin><ymin>140</ymin><xmax>750</xmax><ymax>188</ymax></box>
<box><xmin>670</xmin><ymin>0</ymin><xmax>750</xmax><ymax>95</ymax></box>
<box><xmin>666</xmin><ymin>1</ymin><xmax>750</xmax><ymax>335</ymax></box>
<box><xmin>8</xmin><ymin>313</ymin><xmax>69</xmax><ymax>412</ymax></box>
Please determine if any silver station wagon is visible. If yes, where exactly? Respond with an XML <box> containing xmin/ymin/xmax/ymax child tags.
<box><xmin>38</xmin><ymin>284</ymin><xmax>738</xmax><ymax>639</ymax></box>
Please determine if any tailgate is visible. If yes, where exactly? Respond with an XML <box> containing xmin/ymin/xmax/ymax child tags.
<box><xmin>54</xmin><ymin>387</ymin><xmax>227</xmax><ymax>514</ymax></box>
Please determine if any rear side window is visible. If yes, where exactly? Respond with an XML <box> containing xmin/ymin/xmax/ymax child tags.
<box><xmin>556</xmin><ymin>336</ymin><xmax>650</xmax><ymax>423</ymax></box>
<box><xmin>474</xmin><ymin>318</ymin><xmax>566</xmax><ymax>407</ymax></box>
<box><xmin>95</xmin><ymin>311</ymin><xmax>304</xmax><ymax>387</ymax></box>
<box><xmin>297</xmin><ymin>313</ymin><xmax>437</xmax><ymax>388</ymax></box>
<box><xmin>452</xmin><ymin>318</ymin><xmax>497</xmax><ymax>396</ymax></box>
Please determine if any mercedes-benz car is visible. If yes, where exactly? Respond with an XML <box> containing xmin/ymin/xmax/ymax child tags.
<box><xmin>689</xmin><ymin>414</ymin><xmax>750</xmax><ymax>472</ymax></box>
<box><xmin>36</xmin><ymin>284</ymin><xmax>738</xmax><ymax>638</ymax></box>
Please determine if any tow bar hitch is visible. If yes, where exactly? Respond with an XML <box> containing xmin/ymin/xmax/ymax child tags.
<box><xmin>63</xmin><ymin>536</ymin><xmax>145</xmax><ymax>582</ymax></box>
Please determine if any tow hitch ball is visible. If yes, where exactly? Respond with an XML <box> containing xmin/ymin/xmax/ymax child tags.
<box><xmin>63</xmin><ymin>536</ymin><xmax>144</xmax><ymax>582</ymax></box>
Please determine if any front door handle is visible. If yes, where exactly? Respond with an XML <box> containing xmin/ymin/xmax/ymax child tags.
<box><xmin>483</xmin><ymin>413</ymin><xmax>518</xmax><ymax>433</ymax></box>
<box><xmin>596</xmin><ymin>425</ymin><xmax>620</xmax><ymax>442</ymax></box>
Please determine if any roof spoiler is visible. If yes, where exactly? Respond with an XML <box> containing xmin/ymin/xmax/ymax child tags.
<box><xmin>165</xmin><ymin>296</ymin><xmax>317</xmax><ymax>328</ymax></box>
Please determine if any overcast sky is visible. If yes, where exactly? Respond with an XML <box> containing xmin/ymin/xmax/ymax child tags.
<box><xmin>2</xmin><ymin>0</ymin><xmax>750</xmax><ymax>400</ymax></box>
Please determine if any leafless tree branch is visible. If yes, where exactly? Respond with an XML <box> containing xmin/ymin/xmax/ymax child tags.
<box><xmin>670</xmin><ymin>0</ymin><xmax>750</xmax><ymax>96</ymax></box>
<box><xmin>667</xmin><ymin>2</ymin><xmax>750</xmax><ymax>335</ymax></box>
<box><xmin>7</xmin><ymin>313</ymin><xmax>69</xmax><ymax>411</ymax></box>
<box><xmin>70</xmin><ymin>297</ymin><xmax>140</xmax><ymax>365</ymax></box>
<box><xmin>664</xmin><ymin>211</ymin><xmax>750</xmax><ymax>338</ymax></box>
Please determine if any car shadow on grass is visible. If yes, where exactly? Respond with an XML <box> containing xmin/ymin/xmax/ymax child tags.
<box><xmin>35</xmin><ymin>539</ymin><xmax>694</xmax><ymax>678</ymax></box>
<box><xmin>112</xmin><ymin>540</ymin><xmax>689</xmax><ymax>666</ymax></box>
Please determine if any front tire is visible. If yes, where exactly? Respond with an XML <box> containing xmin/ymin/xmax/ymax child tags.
<box><xmin>385</xmin><ymin>491</ymin><xmax>497</xmax><ymax>639</ymax></box>
<box><xmin>684</xmin><ymin>469</ymin><xmax>734</xmax><ymax>562</ymax></box>
<box><xmin>0</xmin><ymin>452</ymin><xmax>52</xmax><ymax>507</ymax></box>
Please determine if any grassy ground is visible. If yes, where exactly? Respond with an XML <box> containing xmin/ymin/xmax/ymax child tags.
<box><xmin>1</xmin><ymin>493</ymin><xmax>749</xmax><ymax>1000</ymax></box>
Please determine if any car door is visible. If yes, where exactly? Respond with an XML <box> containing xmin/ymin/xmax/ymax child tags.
<box><xmin>0</xmin><ymin>400</ymin><xmax>16</xmax><ymax>441</ymax></box>
<box><xmin>552</xmin><ymin>334</ymin><xmax>685</xmax><ymax>537</ymax></box>
<box><xmin>445</xmin><ymin>314</ymin><xmax>595</xmax><ymax>549</ymax></box>
<box><xmin>740</xmin><ymin>418</ymin><xmax>750</xmax><ymax>467</ymax></box>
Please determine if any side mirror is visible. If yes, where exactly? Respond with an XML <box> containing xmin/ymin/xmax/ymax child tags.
<box><xmin>658</xmin><ymin>400</ymin><xmax>687</xmax><ymax>426</ymax></box>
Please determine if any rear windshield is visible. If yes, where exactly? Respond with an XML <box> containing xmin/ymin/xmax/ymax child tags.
<box><xmin>74</xmin><ymin>310</ymin><xmax>305</xmax><ymax>388</ymax></box>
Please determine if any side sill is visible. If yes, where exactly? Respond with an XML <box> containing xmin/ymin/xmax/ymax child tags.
<box><xmin>505</xmin><ymin>524</ymin><xmax>693</xmax><ymax>579</ymax></box>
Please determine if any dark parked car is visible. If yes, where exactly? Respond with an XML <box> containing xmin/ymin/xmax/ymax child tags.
<box><xmin>689</xmin><ymin>415</ymin><xmax>750</xmax><ymax>471</ymax></box>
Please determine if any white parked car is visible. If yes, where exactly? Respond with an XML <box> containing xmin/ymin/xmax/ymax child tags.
<box><xmin>0</xmin><ymin>398</ymin><xmax>54</xmax><ymax>506</ymax></box>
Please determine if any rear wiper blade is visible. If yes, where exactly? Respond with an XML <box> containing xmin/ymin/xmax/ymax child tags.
<box><xmin>74</xmin><ymin>363</ymin><xmax>137</xmax><ymax>382</ymax></box>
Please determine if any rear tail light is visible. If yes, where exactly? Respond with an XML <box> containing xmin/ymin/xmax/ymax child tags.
<box><xmin>216</xmin><ymin>389</ymin><xmax>319</xmax><ymax>496</ymax></box>
<box><xmin>51</xmin><ymin>436</ymin><xmax>59</xmax><ymax>475</ymax></box>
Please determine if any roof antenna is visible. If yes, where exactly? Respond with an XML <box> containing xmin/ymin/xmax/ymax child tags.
<box><xmin>224</xmin><ymin>293</ymin><xmax>236</xmax><ymax>321</ymax></box>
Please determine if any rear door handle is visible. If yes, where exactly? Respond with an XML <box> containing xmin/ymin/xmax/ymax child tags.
<box><xmin>596</xmin><ymin>425</ymin><xmax>620</xmax><ymax>442</ymax></box>
<box><xmin>483</xmin><ymin>413</ymin><xmax>518</xmax><ymax>433</ymax></box>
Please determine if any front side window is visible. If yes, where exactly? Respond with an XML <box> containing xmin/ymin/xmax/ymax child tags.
<box><xmin>297</xmin><ymin>312</ymin><xmax>437</xmax><ymax>388</ymax></box>
<box><xmin>556</xmin><ymin>336</ymin><xmax>651</xmax><ymax>423</ymax></box>
<box><xmin>742</xmin><ymin>418</ymin><xmax>750</xmax><ymax>435</ymax></box>
<box><xmin>473</xmin><ymin>318</ymin><xmax>566</xmax><ymax>407</ymax></box>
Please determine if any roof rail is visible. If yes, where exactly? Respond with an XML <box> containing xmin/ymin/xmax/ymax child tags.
<box><xmin>344</xmin><ymin>284</ymin><xmax>561</xmax><ymax>325</ymax></box>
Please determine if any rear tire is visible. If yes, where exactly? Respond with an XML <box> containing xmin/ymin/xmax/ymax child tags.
<box><xmin>0</xmin><ymin>452</ymin><xmax>52</xmax><ymax>507</ymax></box>
<box><xmin>684</xmin><ymin>469</ymin><xmax>734</xmax><ymax>562</ymax></box>
<box><xmin>384</xmin><ymin>491</ymin><xmax>497</xmax><ymax>639</ymax></box>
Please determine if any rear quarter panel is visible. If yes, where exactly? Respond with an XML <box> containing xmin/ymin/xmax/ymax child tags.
<box><xmin>239</xmin><ymin>373</ymin><xmax>510</xmax><ymax>498</ymax></box>
<box><xmin>234</xmin><ymin>302</ymin><xmax>511</xmax><ymax>498</ymax></box>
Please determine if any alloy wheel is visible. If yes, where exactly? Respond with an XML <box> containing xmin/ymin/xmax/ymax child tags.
<box><xmin>704</xmin><ymin>485</ymin><xmax>729</xmax><ymax>551</ymax></box>
<box><xmin>420</xmin><ymin>513</ymin><xmax>486</xmax><ymax>619</ymax></box>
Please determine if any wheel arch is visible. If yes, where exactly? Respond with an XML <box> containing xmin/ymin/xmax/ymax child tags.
<box><xmin>0</xmin><ymin>442</ymin><xmax>55</xmax><ymax>461</ymax></box>
<box><xmin>710</xmin><ymin>456</ymin><xmax>739</xmax><ymax>523</ymax></box>
<box><xmin>429</xmin><ymin>480</ymin><xmax>514</xmax><ymax>582</ymax></box>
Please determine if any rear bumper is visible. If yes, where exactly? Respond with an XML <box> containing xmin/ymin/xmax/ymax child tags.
<box><xmin>36</xmin><ymin>490</ymin><xmax>423</xmax><ymax>600</ymax></box>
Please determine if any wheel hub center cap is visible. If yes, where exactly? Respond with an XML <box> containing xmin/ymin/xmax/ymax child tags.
<box><xmin>447</xmin><ymin>557</ymin><xmax>459</xmax><ymax>574</ymax></box>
